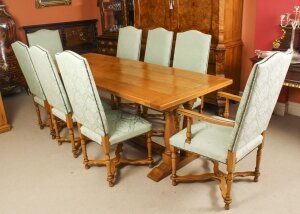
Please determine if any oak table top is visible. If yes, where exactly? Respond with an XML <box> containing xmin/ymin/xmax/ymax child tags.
<box><xmin>84</xmin><ymin>53</ymin><xmax>233</xmax><ymax>111</ymax></box>
<box><xmin>84</xmin><ymin>53</ymin><xmax>233</xmax><ymax>181</ymax></box>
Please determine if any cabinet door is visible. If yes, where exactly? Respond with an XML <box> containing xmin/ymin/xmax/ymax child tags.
<box><xmin>176</xmin><ymin>0</ymin><xmax>217</xmax><ymax>36</ymax></box>
<box><xmin>134</xmin><ymin>0</ymin><xmax>170</xmax><ymax>30</ymax></box>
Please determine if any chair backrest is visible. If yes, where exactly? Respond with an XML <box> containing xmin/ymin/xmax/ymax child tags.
<box><xmin>173</xmin><ymin>30</ymin><xmax>211</xmax><ymax>73</ymax></box>
<box><xmin>116</xmin><ymin>26</ymin><xmax>142</xmax><ymax>60</ymax></box>
<box><xmin>230</xmin><ymin>51</ymin><xmax>293</xmax><ymax>152</ymax></box>
<box><xmin>11</xmin><ymin>41</ymin><xmax>45</xmax><ymax>100</ymax></box>
<box><xmin>29</xmin><ymin>45</ymin><xmax>72</xmax><ymax>115</ymax></box>
<box><xmin>55</xmin><ymin>51</ymin><xmax>109</xmax><ymax>136</ymax></box>
<box><xmin>144</xmin><ymin>28</ymin><xmax>173</xmax><ymax>66</ymax></box>
<box><xmin>27</xmin><ymin>29</ymin><xmax>63</xmax><ymax>59</ymax></box>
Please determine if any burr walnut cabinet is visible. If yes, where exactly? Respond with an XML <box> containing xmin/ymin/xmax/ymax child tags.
<box><xmin>97</xmin><ymin>0</ymin><xmax>243</xmax><ymax>110</ymax></box>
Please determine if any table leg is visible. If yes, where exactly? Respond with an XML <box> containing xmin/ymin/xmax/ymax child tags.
<box><xmin>147</xmin><ymin>107</ymin><xmax>198</xmax><ymax>182</ymax></box>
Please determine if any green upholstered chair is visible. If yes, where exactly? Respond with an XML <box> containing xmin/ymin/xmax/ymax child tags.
<box><xmin>144</xmin><ymin>28</ymin><xmax>173</xmax><ymax>66</ymax></box>
<box><xmin>28</xmin><ymin>45</ymin><xmax>81</xmax><ymax>158</ymax></box>
<box><xmin>173</xmin><ymin>30</ymin><xmax>211</xmax><ymax>111</ymax></box>
<box><xmin>169</xmin><ymin>51</ymin><xmax>293</xmax><ymax>210</ymax></box>
<box><xmin>27</xmin><ymin>29</ymin><xmax>63</xmax><ymax>59</ymax></box>
<box><xmin>55</xmin><ymin>50</ymin><xmax>153</xmax><ymax>187</ymax></box>
<box><xmin>11</xmin><ymin>41</ymin><xmax>53</xmax><ymax>134</ymax></box>
<box><xmin>116</xmin><ymin>26</ymin><xmax>142</xmax><ymax>60</ymax></box>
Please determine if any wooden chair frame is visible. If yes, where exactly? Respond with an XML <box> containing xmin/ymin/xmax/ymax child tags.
<box><xmin>171</xmin><ymin>93</ymin><xmax>265</xmax><ymax>210</ymax></box>
<box><xmin>77</xmin><ymin>123</ymin><xmax>153</xmax><ymax>187</ymax></box>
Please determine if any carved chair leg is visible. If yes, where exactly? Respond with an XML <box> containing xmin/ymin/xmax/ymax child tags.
<box><xmin>254</xmin><ymin>132</ymin><xmax>265</xmax><ymax>182</ymax></box>
<box><xmin>33</xmin><ymin>101</ymin><xmax>44</xmax><ymax>129</ymax></box>
<box><xmin>66</xmin><ymin>114</ymin><xmax>78</xmax><ymax>158</ymax></box>
<box><xmin>102</xmin><ymin>136</ymin><xmax>114</xmax><ymax>187</ymax></box>
<box><xmin>171</xmin><ymin>145</ymin><xmax>178</xmax><ymax>186</ymax></box>
<box><xmin>146</xmin><ymin>131</ymin><xmax>153</xmax><ymax>168</ymax></box>
<box><xmin>224</xmin><ymin>152</ymin><xmax>236</xmax><ymax>210</ymax></box>
<box><xmin>199</xmin><ymin>95</ymin><xmax>204</xmax><ymax>113</ymax></box>
<box><xmin>142</xmin><ymin>106</ymin><xmax>148</xmax><ymax>118</ymax></box>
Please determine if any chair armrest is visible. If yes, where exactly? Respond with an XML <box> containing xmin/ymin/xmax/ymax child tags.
<box><xmin>217</xmin><ymin>91</ymin><xmax>241</xmax><ymax>102</ymax></box>
<box><xmin>217</xmin><ymin>92</ymin><xmax>241</xmax><ymax>118</ymax></box>
<box><xmin>176</xmin><ymin>108</ymin><xmax>235</xmax><ymax>144</ymax></box>
<box><xmin>176</xmin><ymin>108</ymin><xmax>235</xmax><ymax>127</ymax></box>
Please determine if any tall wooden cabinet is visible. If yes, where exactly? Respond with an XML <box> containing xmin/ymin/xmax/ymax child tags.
<box><xmin>97</xmin><ymin>0</ymin><xmax>244</xmax><ymax>107</ymax></box>
<box><xmin>134</xmin><ymin>0</ymin><xmax>243</xmax><ymax>96</ymax></box>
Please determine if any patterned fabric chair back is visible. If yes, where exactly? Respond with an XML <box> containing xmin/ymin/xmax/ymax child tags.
<box><xmin>173</xmin><ymin>30</ymin><xmax>211</xmax><ymax>73</ymax></box>
<box><xmin>144</xmin><ymin>28</ymin><xmax>174</xmax><ymax>66</ymax></box>
<box><xmin>55</xmin><ymin>51</ymin><xmax>109</xmax><ymax>136</ymax></box>
<box><xmin>27</xmin><ymin>29</ymin><xmax>63</xmax><ymax>59</ymax></box>
<box><xmin>230</xmin><ymin>51</ymin><xmax>293</xmax><ymax>152</ymax></box>
<box><xmin>117</xmin><ymin>26</ymin><xmax>142</xmax><ymax>60</ymax></box>
<box><xmin>29</xmin><ymin>45</ymin><xmax>72</xmax><ymax>115</ymax></box>
<box><xmin>11</xmin><ymin>41</ymin><xmax>45</xmax><ymax>100</ymax></box>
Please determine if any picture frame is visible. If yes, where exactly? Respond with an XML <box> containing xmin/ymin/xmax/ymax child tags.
<box><xmin>35</xmin><ymin>0</ymin><xmax>72</xmax><ymax>8</ymax></box>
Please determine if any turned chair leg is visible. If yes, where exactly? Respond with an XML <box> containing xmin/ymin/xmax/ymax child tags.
<box><xmin>52</xmin><ymin>115</ymin><xmax>61</xmax><ymax>144</ymax></box>
<box><xmin>77</xmin><ymin>123</ymin><xmax>89</xmax><ymax>169</ymax></box>
<box><xmin>66</xmin><ymin>114</ymin><xmax>78</xmax><ymax>158</ymax></box>
<box><xmin>146</xmin><ymin>131</ymin><xmax>153</xmax><ymax>168</ymax></box>
<box><xmin>224</xmin><ymin>152</ymin><xmax>236</xmax><ymax>210</ymax></box>
<box><xmin>102</xmin><ymin>136</ymin><xmax>114</xmax><ymax>187</ymax></box>
<box><xmin>33</xmin><ymin>101</ymin><xmax>44</xmax><ymax>129</ymax></box>
<box><xmin>254</xmin><ymin>133</ymin><xmax>265</xmax><ymax>182</ymax></box>
<box><xmin>171</xmin><ymin>146</ymin><xmax>177</xmax><ymax>186</ymax></box>
<box><xmin>44</xmin><ymin>103</ymin><xmax>55</xmax><ymax>139</ymax></box>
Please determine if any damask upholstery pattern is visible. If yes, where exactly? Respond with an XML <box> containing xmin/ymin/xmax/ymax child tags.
<box><xmin>56</xmin><ymin>51</ymin><xmax>109</xmax><ymax>136</ymax></box>
<box><xmin>29</xmin><ymin>46</ymin><xmax>72</xmax><ymax>117</ymax></box>
<box><xmin>171</xmin><ymin>51</ymin><xmax>292</xmax><ymax>163</ymax></box>
<box><xmin>27</xmin><ymin>29</ymin><xmax>63</xmax><ymax>60</ymax></box>
<box><xmin>144</xmin><ymin>28</ymin><xmax>173</xmax><ymax>66</ymax></box>
<box><xmin>173</xmin><ymin>30</ymin><xmax>211</xmax><ymax>73</ymax></box>
<box><xmin>56</xmin><ymin>51</ymin><xmax>152</xmax><ymax>144</ymax></box>
<box><xmin>116</xmin><ymin>26</ymin><xmax>142</xmax><ymax>60</ymax></box>
<box><xmin>231</xmin><ymin>51</ymin><xmax>293</xmax><ymax>152</ymax></box>
<box><xmin>11</xmin><ymin>41</ymin><xmax>45</xmax><ymax>100</ymax></box>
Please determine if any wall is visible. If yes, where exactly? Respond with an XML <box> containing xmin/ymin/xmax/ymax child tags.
<box><xmin>3</xmin><ymin>0</ymin><xmax>100</xmax><ymax>42</ymax></box>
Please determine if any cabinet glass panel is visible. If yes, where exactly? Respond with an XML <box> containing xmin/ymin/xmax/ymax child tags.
<box><xmin>101</xmin><ymin>0</ymin><xmax>124</xmax><ymax>32</ymax></box>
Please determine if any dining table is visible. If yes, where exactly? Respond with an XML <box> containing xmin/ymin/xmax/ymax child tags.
<box><xmin>83</xmin><ymin>53</ymin><xmax>233</xmax><ymax>182</ymax></box>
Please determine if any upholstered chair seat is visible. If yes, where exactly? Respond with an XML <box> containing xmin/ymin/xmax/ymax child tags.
<box><xmin>170</xmin><ymin>51</ymin><xmax>293</xmax><ymax>210</ymax></box>
<box><xmin>56</xmin><ymin>50</ymin><xmax>153</xmax><ymax>187</ymax></box>
<box><xmin>12</xmin><ymin>41</ymin><xmax>54</xmax><ymax>135</ymax></box>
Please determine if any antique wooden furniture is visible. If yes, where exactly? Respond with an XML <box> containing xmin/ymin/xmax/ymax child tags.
<box><xmin>170</xmin><ymin>51</ymin><xmax>292</xmax><ymax>210</ymax></box>
<box><xmin>23</xmin><ymin>19</ymin><xmax>98</xmax><ymax>54</ymax></box>
<box><xmin>0</xmin><ymin>92</ymin><xmax>10</xmax><ymax>133</ymax></box>
<box><xmin>27</xmin><ymin>29</ymin><xmax>63</xmax><ymax>59</ymax></box>
<box><xmin>117</xmin><ymin>26</ymin><xmax>142</xmax><ymax>60</ymax></box>
<box><xmin>29</xmin><ymin>46</ymin><xmax>80</xmax><ymax>157</ymax></box>
<box><xmin>144</xmin><ymin>28</ymin><xmax>173</xmax><ymax>66</ymax></box>
<box><xmin>83</xmin><ymin>53</ymin><xmax>233</xmax><ymax>181</ymax></box>
<box><xmin>97</xmin><ymin>0</ymin><xmax>134</xmax><ymax>56</ymax></box>
<box><xmin>0</xmin><ymin>1</ymin><xmax>26</xmax><ymax>94</ymax></box>
<box><xmin>56</xmin><ymin>51</ymin><xmax>153</xmax><ymax>187</ymax></box>
<box><xmin>12</xmin><ymin>42</ymin><xmax>54</xmax><ymax>135</ymax></box>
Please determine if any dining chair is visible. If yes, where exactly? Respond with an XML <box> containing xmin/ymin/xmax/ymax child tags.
<box><xmin>169</xmin><ymin>51</ymin><xmax>293</xmax><ymax>210</ymax></box>
<box><xmin>55</xmin><ymin>50</ymin><xmax>153</xmax><ymax>187</ymax></box>
<box><xmin>27</xmin><ymin>29</ymin><xmax>63</xmax><ymax>59</ymax></box>
<box><xmin>116</xmin><ymin>26</ymin><xmax>142</xmax><ymax>60</ymax></box>
<box><xmin>11</xmin><ymin>41</ymin><xmax>54</xmax><ymax>135</ymax></box>
<box><xmin>28</xmin><ymin>45</ymin><xmax>81</xmax><ymax>158</ymax></box>
<box><xmin>144</xmin><ymin>28</ymin><xmax>173</xmax><ymax>66</ymax></box>
<box><xmin>173</xmin><ymin>30</ymin><xmax>211</xmax><ymax>112</ymax></box>
<box><xmin>114</xmin><ymin>26</ymin><xmax>143</xmax><ymax>113</ymax></box>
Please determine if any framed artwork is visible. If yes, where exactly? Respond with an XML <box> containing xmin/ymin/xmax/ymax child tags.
<box><xmin>35</xmin><ymin>0</ymin><xmax>72</xmax><ymax>8</ymax></box>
